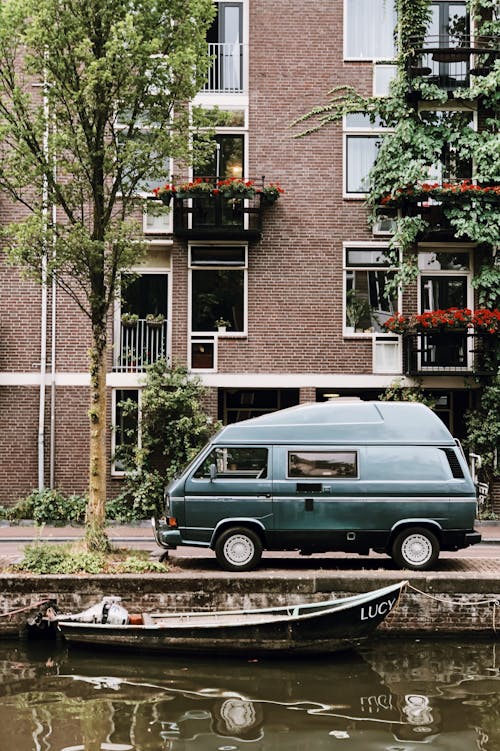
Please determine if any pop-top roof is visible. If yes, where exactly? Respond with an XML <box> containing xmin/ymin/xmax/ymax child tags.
<box><xmin>216</xmin><ymin>401</ymin><xmax>454</xmax><ymax>445</ymax></box>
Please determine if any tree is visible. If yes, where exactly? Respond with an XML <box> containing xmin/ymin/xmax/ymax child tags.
<box><xmin>114</xmin><ymin>360</ymin><xmax>221</xmax><ymax>520</ymax></box>
<box><xmin>0</xmin><ymin>0</ymin><xmax>216</xmax><ymax>550</ymax></box>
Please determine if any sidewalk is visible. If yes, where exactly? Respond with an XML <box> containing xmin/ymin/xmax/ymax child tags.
<box><xmin>1</xmin><ymin>520</ymin><xmax>499</xmax><ymax>543</ymax></box>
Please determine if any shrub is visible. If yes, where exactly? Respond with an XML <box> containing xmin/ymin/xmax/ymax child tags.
<box><xmin>8</xmin><ymin>489</ymin><xmax>87</xmax><ymax>524</ymax></box>
<box><xmin>17</xmin><ymin>542</ymin><xmax>104</xmax><ymax>574</ymax></box>
<box><xmin>16</xmin><ymin>543</ymin><xmax>168</xmax><ymax>574</ymax></box>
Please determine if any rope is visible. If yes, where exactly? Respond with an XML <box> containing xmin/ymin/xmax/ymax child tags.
<box><xmin>0</xmin><ymin>599</ymin><xmax>52</xmax><ymax>619</ymax></box>
<box><xmin>407</xmin><ymin>583</ymin><xmax>500</xmax><ymax>607</ymax></box>
<box><xmin>406</xmin><ymin>583</ymin><xmax>500</xmax><ymax>636</ymax></box>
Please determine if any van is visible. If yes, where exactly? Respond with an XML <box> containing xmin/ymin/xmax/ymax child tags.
<box><xmin>153</xmin><ymin>400</ymin><xmax>481</xmax><ymax>571</ymax></box>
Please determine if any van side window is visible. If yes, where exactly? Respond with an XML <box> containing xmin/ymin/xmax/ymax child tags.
<box><xmin>194</xmin><ymin>447</ymin><xmax>268</xmax><ymax>479</ymax></box>
<box><xmin>288</xmin><ymin>451</ymin><xmax>357</xmax><ymax>478</ymax></box>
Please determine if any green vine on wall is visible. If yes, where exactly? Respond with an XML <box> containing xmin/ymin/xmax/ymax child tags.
<box><xmin>293</xmin><ymin>0</ymin><xmax>500</xmax><ymax>297</ymax></box>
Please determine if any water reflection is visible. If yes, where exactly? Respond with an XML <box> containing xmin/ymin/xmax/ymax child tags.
<box><xmin>0</xmin><ymin>638</ymin><xmax>499</xmax><ymax>749</ymax></box>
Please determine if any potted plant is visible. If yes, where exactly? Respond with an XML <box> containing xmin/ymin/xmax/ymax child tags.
<box><xmin>345</xmin><ymin>291</ymin><xmax>371</xmax><ymax>334</ymax></box>
<box><xmin>145</xmin><ymin>313</ymin><xmax>165</xmax><ymax>328</ymax></box>
<box><xmin>176</xmin><ymin>178</ymin><xmax>213</xmax><ymax>199</ymax></box>
<box><xmin>215</xmin><ymin>178</ymin><xmax>256</xmax><ymax>199</ymax></box>
<box><xmin>152</xmin><ymin>184</ymin><xmax>176</xmax><ymax>206</ymax></box>
<box><xmin>259</xmin><ymin>182</ymin><xmax>284</xmax><ymax>204</ymax></box>
<box><xmin>215</xmin><ymin>317</ymin><xmax>231</xmax><ymax>333</ymax></box>
<box><xmin>121</xmin><ymin>312</ymin><xmax>139</xmax><ymax>328</ymax></box>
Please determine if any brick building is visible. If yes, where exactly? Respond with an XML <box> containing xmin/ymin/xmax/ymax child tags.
<box><xmin>0</xmin><ymin>0</ymin><xmax>498</xmax><ymax>507</ymax></box>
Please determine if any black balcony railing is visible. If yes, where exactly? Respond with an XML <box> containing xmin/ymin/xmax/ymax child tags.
<box><xmin>403</xmin><ymin>330</ymin><xmax>497</xmax><ymax>376</ymax></box>
<box><xmin>115</xmin><ymin>319</ymin><xmax>168</xmax><ymax>372</ymax></box>
<box><xmin>173</xmin><ymin>185</ymin><xmax>268</xmax><ymax>240</ymax></box>
<box><xmin>406</xmin><ymin>34</ymin><xmax>499</xmax><ymax>91</ymax></box>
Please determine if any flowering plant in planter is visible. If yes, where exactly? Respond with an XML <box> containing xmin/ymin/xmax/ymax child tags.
<box><xmin>380</xmin><ymin>181</ymin><xmax>500</xmax><ymax>207</ymax></box>
<box><xmin>383</xmin><ymin>308</ymin><xmax>500</xmax><ymax>334</ymax></box>
<box><xmin>472</xmin><ymin>308</ymin><xmax>500</xmax><ymax>333</ymax></box>
<box><xmin>259</xmin><ymin>182</ymin><xmax>285</xmax><ymax>203</ymax></box>
<box><xmin>175</xmin><ymin>177</ymin><xmax>213</xmax><ymax>198</ymax></box>
<box><xmin>152</xmin><ymin>184</ymin><xmax>176</xmax><ymax>205</ymax></box>
<box><xmin>215</xmin><ymin>177</ymin><xmax>256</xmax><ymax>199</ymax></box>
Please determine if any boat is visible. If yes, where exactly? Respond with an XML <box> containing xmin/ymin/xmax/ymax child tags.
<box><xmin>53</xmin><ymin>580</ymin><xmax>407</xmax><ymax>654</ymax></box>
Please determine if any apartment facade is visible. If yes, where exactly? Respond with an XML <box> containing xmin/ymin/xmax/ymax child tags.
<box><xmin>0</xmin><ymin>0</ymin><xmax>498</xmax><ymax>506</ymax></box>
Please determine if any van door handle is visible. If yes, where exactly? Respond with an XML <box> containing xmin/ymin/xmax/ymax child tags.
<box><xmin>305</xmin><ymin>498</ymin><xmax>314</xmax><ymax>511</ymax></box>
<box><xmin>258</xmin><ymin>493</ymin><xmax>272</xmax><ymax>499</ymax></box>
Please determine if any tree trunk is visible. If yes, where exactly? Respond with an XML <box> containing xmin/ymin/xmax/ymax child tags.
<box><xmin>85</xmin><ymin>326</ymin><xmax>110</xmax><ymax>552</ymax></box>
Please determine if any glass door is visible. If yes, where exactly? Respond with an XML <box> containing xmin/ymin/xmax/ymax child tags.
<box><xmin>420</xmin><ymin>274</ymin><xmax>469</xmax><ymax>370</ymax></box>
<box><xmin>206</xmin><ymin>2</ymin><xmax>243</xmax><ymax>92</ymax></box>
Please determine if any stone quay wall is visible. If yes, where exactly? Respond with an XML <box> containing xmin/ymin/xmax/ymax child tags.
<box><xmin>0</xmin><ymin>572</ymin><xmax>499</xmax><ymax>641</ymax></box>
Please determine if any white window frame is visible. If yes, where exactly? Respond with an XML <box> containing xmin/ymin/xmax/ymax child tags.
<box><xmin>114</xmin><ymin>266</ymin><xmax>172</xmax><ymax>371</ymax></box>
<box><xmin>417</xmin><ymin>243</ymin><xmax>475</xmax><ymax>372</ymax></box>
<box><xmin>188</xmin><ymin>242</ymin><xmax>248</xmax><ymax>343</ymax></box>
<box><xmin>343</xmin><ymin>243</ymin><xmax>401</xmax><ymax>338</ymax></box>
<box><xmin>343</xmin><ymin>0</ymin><xmax>397</xmax><ymax>61</ymax></box>
<box><xmin>373</xmin><ymin>62</ymin><xmax>398</xmax><ymax>97</ymax></box>
<box><xmin>343</xmin><ymin>114</ymin><xmax>390</xmax><ymax>199</ymax></box>
<box><xmin>200</xmin><ymin>0</ymin><xmax>249</xmax><ymax>97</ymax></box>
<box><xmin>111</xmin><ymin>388</ymin><xmax>142</xmax><ymax>477</ymax></box>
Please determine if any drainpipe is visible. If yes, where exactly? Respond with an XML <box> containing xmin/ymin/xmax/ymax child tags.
<box><xmin>49</xmin><ymin>200</ymin><xmax>57</xmax><ymax>489</ymax></box>
<box><xmin>38</xmin><ymin>68</ymin><xmax>50</xmax><ymax>491</ymax></box>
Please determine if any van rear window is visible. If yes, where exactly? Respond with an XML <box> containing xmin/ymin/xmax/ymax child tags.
<box><xmin>288</xmin><ymin>451</ymin><xmax>357</xmax><ymax>478</ymax></box>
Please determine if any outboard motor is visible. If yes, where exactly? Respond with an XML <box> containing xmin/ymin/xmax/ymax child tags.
<box><xmin>54</xmin><ymin>596</ymin><xmax>129</xmax><ymax>625</ymax></box>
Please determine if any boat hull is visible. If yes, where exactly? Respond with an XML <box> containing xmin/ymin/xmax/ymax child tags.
<box><xmin>57</xmin><ymin>581</ymin><xmax>406</xmax><ymax>655</ymax></box>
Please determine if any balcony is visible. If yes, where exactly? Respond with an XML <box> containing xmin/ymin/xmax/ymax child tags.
<box><xmin>403</xmin><ymin>330</ymin><xmax>497</xmax><ymax>376</ymax></box>
<box><xmin>173</xmin><ymin>193</ymin><xmax>264</xmax><ymax>240</ymax></box>
<box><xmin>406</xmin><ymin>34</ymin><xmax>499</xmax><ymax>93</ymax></box>
<box><xmin>114</xmin><ymin>318</ymin><xmax>168</xmax><ymax>373</ymax></box>
<box><xmin>203</xmin><ymin>42</ymin><xmax>246</xmax><ymax>94</ymax></box>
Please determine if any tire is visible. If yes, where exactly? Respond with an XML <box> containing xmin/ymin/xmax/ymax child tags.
<box><xmin>391</xmin><ymin>527</ymin><xmax>440</xmax><ymax>571</ymax></box>
<box><xmin>215</xmin><ymin>527</ymin><xmax>263</xmax><ymax>572</ymax></box>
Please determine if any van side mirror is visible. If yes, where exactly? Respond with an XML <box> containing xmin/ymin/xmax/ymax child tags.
<box><xmin>209</xmin><ymin>463</ymin><xmax>217</xmax><ymax>481</ymax></box>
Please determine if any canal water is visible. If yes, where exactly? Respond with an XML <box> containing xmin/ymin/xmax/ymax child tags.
<box><xmin>0</xmin><ymin>638</ymin><xmax>499</xmax><ymax>750</ymax></box>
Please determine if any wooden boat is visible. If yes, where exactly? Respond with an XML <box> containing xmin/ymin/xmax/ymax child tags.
<box><xmin>55</xmin><ymin>581</ymin><xmax>407</xmax><ymax>654</ymax></box>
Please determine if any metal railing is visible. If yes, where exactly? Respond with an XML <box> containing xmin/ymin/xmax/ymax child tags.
<box><xmin>204</xmin><ymin>42</ymin><xmax>245</xmax><ymax>93</ymax></box>
<box><xmin>403</xmin><ymin>331</ymin><xmax>497</xmax><ymax>376</ymax></box>
<box><xmin>115</xmin><ymin>319</ymin><xmax>168</xmax><ymax>373</ymax></box>
<box><xmin>407</xmin><ymin>34</ymin><xmax>499</xmax><ymax>88</ymax></box>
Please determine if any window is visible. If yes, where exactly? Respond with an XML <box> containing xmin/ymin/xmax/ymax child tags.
<box><xmin>419</xmin><ymin>108</ymin><xmax>474</xmax><ymax>182</ymax></box>
<box><xmin>288</xmin><ymin>451</ymin><xmax>357</xmax><ymax>478</ymax></box>
<box><xmin>344</xmin><ymin>0</ymin><xmax>396</xmax><ymax>60</ymax></box>
<box><xmin>344</xmin><ymin>114</ymin><xmax>388</xmax><ymax>196</ymax></box>
<box><xmin>194</xmin><ymin>446</ymin><xmax>268</xmax><ymax>479</ymax></box>
<box><xmin>194</xmin><ymin>133</ymin><xmax>245</xmax><ymax>180</ymax></box>
<box><xmin>205</xmin><ymin>1</ymin><xmax>244</xmax><ymax>93</ymax></box>
<box><xmin>116</xmin><ymin>272</ymin><xmax>169</xmax><ymax>372</ymax></box>
<box><xmin>190</xmin><ymin>245</ymin><xmax>246</xmax><ymax>333</ymax></box>
<box><xmin>373</xmin><ymin>63</ymin><xmax>398</xmax><ymax>96</ymax></box>
<box><xmin>112</xmin><ymin>390</ymin><xmax>140</xmax><ymax>475</ymax></box>
<box><xmin>344</xmin><ymin>247</ymin><xmax>399</xmax><ymax>334</ymax></box>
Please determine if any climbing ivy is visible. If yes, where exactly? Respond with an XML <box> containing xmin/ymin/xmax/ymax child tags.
<box><xmin>293</xmin><ymin>0</ymin><xmax>500</xmax><ymax>294</ymax></box>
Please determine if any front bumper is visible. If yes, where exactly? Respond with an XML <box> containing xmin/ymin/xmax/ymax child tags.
<box><xmin>151</xmin><ymin>517</ymin><xmax>182</xmax><ymax>549</ymax></box>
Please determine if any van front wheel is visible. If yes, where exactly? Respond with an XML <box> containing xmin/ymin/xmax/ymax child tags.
<box><xmin>215</xmin><ymin>527</ymin><xmax>263</xmax><ymax>572</ymax></box>
<box><xmin>391</xmin><ymin>527</ymin><xmax>439</xmax><ymax>571</ymax></box>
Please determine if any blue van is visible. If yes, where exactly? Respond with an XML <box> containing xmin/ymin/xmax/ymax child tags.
<box><xmin>153</xmin><ymin>400</ymin><xmax>481</xmax><ymax>571</ymax></box>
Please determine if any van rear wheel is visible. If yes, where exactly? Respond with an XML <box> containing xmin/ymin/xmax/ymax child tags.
<box><xmin>391</xmin><ymin>527</ymin><xmax>439</xmax><ymax>571</ymax></box>
<box><xmin>215</xmin><ymin>527</ymin><xmax>263</xmax><ymax>572</ymax></box>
